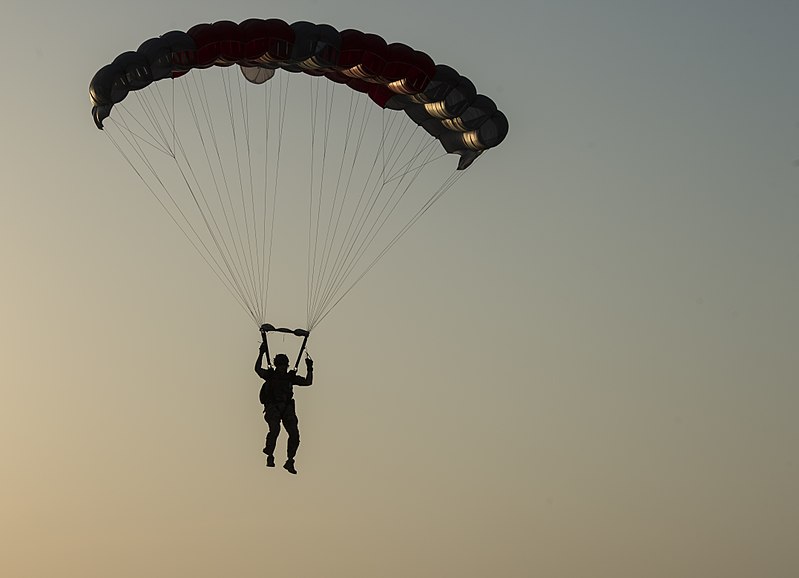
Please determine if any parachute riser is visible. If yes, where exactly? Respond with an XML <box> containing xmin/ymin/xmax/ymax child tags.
<box><xmin>293</xmin><ymin>334</ymin><xmax>310</xmax><ymax>371</ymax></box>
<box><xmin>259</xmin><ymin>323</ymin><xmax>310</xmax><ymax>372</ymax></box>
<box><xmin>260</xmin><ymin>329</ymin><xmax>273</xmax><ymax>369</ymax></box>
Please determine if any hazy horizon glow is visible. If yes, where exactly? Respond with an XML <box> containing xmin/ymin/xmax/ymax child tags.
<box><xmin>2</xmin><ymin>1</ymin><xmax>797</xmax><ymax>577</ymax></box>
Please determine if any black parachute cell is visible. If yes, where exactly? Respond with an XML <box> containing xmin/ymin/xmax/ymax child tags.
<box><xmin>439</xmin><ymin>110</ymin><xmax>509</xmax><ymax>155</ymax></box>
<box><xmin>282</xmin><ymin>22</ymin><xmax>341</xmax><ymax>73</ymax></box>
<box><xmin>474</xmin><ymin>110</ymin><xmax>509</xmax><ymax>149</ymax></box>
<box><xmin>411</xmin><ymin>64</ymin><xmax>460</xmax><ymax>104</ymax></box>
<box><xmin>441</xmin><ymin>94</ymin><xmax>498</xmax><ymax>132</ymax></box>
<box><xmin>89</xmin><ymin>63</ymin><xmax>122</xmax><ymax>107</ymax></box>
<box><xmin>114</xmin><ymin>51</ymin><xmax>152</xmax><ymax>91</ymax></box>
<box><xmin>138</xmin><ymin>32</ymin><xmax>196</xmax><ymax>80</ymax></box>
<box><xmin>423</xmin><ymin>76</ymin><xmax>477</xmax><ymax>120</ymax></box>
<box><xmin>137</xmin><ymin>37</ymin><xmax>173</xmax><ymax>79</ymax></box>
<box><xmin>89</xmin><ymin>62</ymin><xmax>130</xmax><ymax>129</ymax></box>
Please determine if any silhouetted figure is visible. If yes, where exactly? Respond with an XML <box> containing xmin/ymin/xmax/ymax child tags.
<box><xmin>255</xmin><ymin>343</ymin><xmax>314</xmax><ymax>474</ymax></box>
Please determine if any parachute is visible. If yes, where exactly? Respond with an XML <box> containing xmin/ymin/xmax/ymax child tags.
<box><xmin>89</xmin><ymin>19</ymin><xmax>508</xmax><ymax>333</ymax></box>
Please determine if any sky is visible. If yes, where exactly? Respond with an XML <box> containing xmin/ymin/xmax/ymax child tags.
<box><xmin>1</xmin><ymin>1</ymin><xmax>798</xmax><ymax>577</ymax></box>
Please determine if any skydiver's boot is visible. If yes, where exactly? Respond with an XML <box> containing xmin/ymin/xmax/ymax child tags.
<box><xmin>266</xmin><ymin>454</ymin><xmax>275</xmax><ymax>468</ymax></box>
<box><xmin>283</xmin><ymin>458</ymin><xmax>297</xmax><ymax>474</ymax></box>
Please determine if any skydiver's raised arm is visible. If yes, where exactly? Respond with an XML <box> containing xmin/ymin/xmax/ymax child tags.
<box><xmin>292</xmin><ymin>357</ymin><xmax>314</xmax><ymax>386</ymax></box>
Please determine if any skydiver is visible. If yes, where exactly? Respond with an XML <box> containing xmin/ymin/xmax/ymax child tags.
<box><xmin>254</xmin><ymin>343</ymin><xmax>314</xmax><ymax>474</ymax></box>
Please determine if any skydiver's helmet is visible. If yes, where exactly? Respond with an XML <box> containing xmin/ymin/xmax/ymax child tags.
<box><xmin>273</xmin><ymin>353</ymin><xmax>290</xmax><ymax>368</ymax></box>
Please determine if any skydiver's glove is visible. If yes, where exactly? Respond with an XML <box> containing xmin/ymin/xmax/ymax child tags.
<box><xmin>259</xmin><ymin>342</ymin><xmax>268</xmax><ymax>353</ymax></box>
<box><xmin>305</xmin><ymin>357</ymin><xmax>314</xmax><ymax>371</ymax></box>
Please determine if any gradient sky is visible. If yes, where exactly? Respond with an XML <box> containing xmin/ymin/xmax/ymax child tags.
<box><xmin>2</xmin><ymin>1</ymin><xmax>798</xmax><ymax>577</ymax></box>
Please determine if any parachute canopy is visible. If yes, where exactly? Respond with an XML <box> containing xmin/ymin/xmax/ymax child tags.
<box><xmin>89</xmin><ymin>19</ymin><xmax>508</xmax><ymax>330</ymax></box>
<box><xmin>90</xmin><ymin>19</ymin><xmax>507</xmax><ymax>169</ymax></box>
